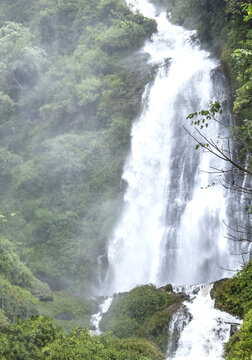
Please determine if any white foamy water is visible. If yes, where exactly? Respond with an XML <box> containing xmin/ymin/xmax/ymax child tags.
<box><xmin>167</xmin><ymin>285</ymin><xmax>240</xmax><ymax>360</ymax></box>
<box><xmin>106</xmin><ymin>0</ymin><xmax>237</xmax><ymax>295</ymax></box>
<box><xmin>90</xmin><ymin>297</ymin><xmax>113</xmax><ymax>335</ymax></box>
<box><xmin>92</xmin><ymin>0</ymin><xmax>244</xmax><ymax>357</ymax></box>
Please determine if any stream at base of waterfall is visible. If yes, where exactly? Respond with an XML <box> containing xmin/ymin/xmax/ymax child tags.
<box><xmin>90</xmin><ymin>284</ymin><xmax>240</xmax><ymax>360</ymax></box>
<box><xmin>167</xmin><ymin>284</ymin><xmax>240</xmax><ymax>360</ymax></box>
<box><xmin>91</xmin><ymin>0</ymin><xmax>244</xmax><ymax>358</ymax></box>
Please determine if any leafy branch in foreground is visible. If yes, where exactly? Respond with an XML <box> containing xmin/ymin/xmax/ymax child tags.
<box><xmin>185</xmin><ymin>100</ymin><xmax>252</xmax><ymax>185</ymax></box>
<box><xmin>185</xmin><ymin>100</ymin><xmax>252</xmax><ymax>260</ymax></box>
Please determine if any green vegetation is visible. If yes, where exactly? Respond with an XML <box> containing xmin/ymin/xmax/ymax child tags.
<box><xmin>0</xmin><ymin>275</ymin><xmax>38</xmax><ymax>326</ymax></box>
<box><xmin>0</xmin><ymin>315</ymin><xmax>164</xmax><ymax>360</ymax></box>
<box><xmin>0</xmin><ymin>236</ymin><xmax>53</xmax><ymax>327</ymax></box>
<box><xmin>0</xmin><ymin>0</ymin><xmax>157</xmax><ymax>336</ymax></box>
<box><xmin>100</xmin><ymin>284</ymin><xmax>186</xmax><ymax>352</ymax></box>
<box><xmin>212</xmin><ymin>260</ymin><xmax>252</xmax><ymax>360</ymax></box>
<box><xmin>0</xmin><ymin>0</ymin><xmax>251</xmax><ymax>357</ymax></box>
<box><xmin>212</xmin><ymin>260</ymin><xmax>252</xmax><ymax>318</ymax></box>
<box><xmin>0</xmin><ymin>236</ymin><xmax>51</xmax><ymax>298</ymax></box>
<box><xmin>0</xmin><ymin>0</ymin><xmax>156</xmax><ymax>297</ymax></box>
<box><xmin>37</xmin><ymin>291</ymin><xmax>95</xmax><ymax>332</ymax></box>
<box><xmin>224</xmin><ymin>309</ymin><xmax>252</xmax><ymax>360</ymax></box>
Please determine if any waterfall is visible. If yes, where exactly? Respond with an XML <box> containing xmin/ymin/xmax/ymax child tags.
<box><xmin>105</xmin><ymin>0</ymin><xmax>240</xmax><ymax>295</ymax></box>
<box><xmin>89</xmin><ymin>0</ymin><xmax>247</xmax><ymax>354</ymax></box>
<box><xmin>166</xmin><ymin>284</ymin><xmax>240</xmax><ymax>360</ymax></box>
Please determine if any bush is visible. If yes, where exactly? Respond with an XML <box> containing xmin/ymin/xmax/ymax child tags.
<box><xmin>0</xmin><ymin>316</ymin><xmax>164</xmax><ymax>360</ymax></box>
<box><xmin>224</xmin><ymin>310</ymin><xmax>252</xmax><ymax>360</ymax></box>
<box><xmin>0</xmin><ymin>275</ymin><xmax>38</xmax><ymax>323</ymax></box>
<box><xmin>212</xmin><ymin>260</ymin><xmax>252</xmax><ymax>318</ymax></box>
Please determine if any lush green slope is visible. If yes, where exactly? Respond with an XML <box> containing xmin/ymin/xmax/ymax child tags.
<box><xmin>0</xmin><ymin>283</ymin><xmax>185</xmax><ymax>359</ymax></box>
<box><xmin>0</xmin><ymin>235</ymin><xmax>51</xmax><ymax>327</ymax></box>
<box><xmin>0</xmin><ymin>0</ymin><xmax>156</xmax><ymax>296</ymax></box>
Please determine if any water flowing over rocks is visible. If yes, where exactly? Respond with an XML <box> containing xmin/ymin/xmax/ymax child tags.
<box><xmin>94</xmin><ymin>0</ymin><xmax>246</xmax><ymax>358</ymax></box>
<box><xmin>166</xmin><ymin>284</ymin><xmax>240</xmax><ymax>360</ymax></box>
<box><xmin>105</xmin><ymin>0</ymin><xmax>240</xmax><ymax>296</ymax></box>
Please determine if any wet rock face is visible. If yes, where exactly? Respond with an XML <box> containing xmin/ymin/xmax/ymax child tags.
<box><xmin>167</xmin><ymin>304</ymin><xmax>193</xmax><ymax>357</ymax></box>
<box><xmin>158</xmin><ymin>284</ymin><xmax>189</xmax><ymax>301</ymax></box>
<box><xmin>176</xmin><ymin>292</ymin><xmax>190</xmax><ymax>301</ymax></box>
<box><xmin>230</xmin><ymin>324</ymin><xmax>238</xmax><ymax>337</ymax></box>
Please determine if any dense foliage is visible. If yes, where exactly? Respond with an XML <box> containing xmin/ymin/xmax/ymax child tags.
<box><xmin>0</xmin><ymin>235</ymin><xmax>52</xmax><ymax>326</ymax></box>
<box><xmin>213</xmin><ymin>260</ymin><xmax>252</xmax><ymax>318</ymax></box>
<box><xmin>0</xmin><ymin>236</ymin><xmax>50</xmax><ymax>297</ymax></box>
<box><xmin>0</xmin><ymin>0</ymin><xmax>251</xmax><ymax>358</ymax></box>
<box><xmin>212</xmin><ymin>260</ymin><xmax>252</xmax><ymax>360</ymax></box>
<box><xmin>0</xmin><ymin>0</ymin><xmax>156</xmax><ymax>297</ymax></box>
<box><xmin>0</xmin><ymin>315</ymin><xmax>164</xmax><ymax>360</ymax></box>
<box><xmin>224</xmin><ymin>309</ymin><xmax>252</xmax><ymax>360</ymax></box>
<box><xmin>100</xmin><ymin>284</ymin><xmax>186</xmax><ymax>352</ymax></box>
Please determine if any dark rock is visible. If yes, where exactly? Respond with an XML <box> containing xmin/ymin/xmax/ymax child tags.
<box><xmin>230</xmin><ymin>324</ymin><xmax>239</xmax><ymax>337</ymax></box>
<box><xmin>167</xmin><ymin>304</ymin><xmax>192</xmax><ymax>357</ymax></box>
<box><xmin>191</xmin><ymin>286</ymin><xmax>201</xmax><ymax>295</ymax></box>
<box><xmin>38</xmin><ymin>295</ymin><xmax>53</xmax><ymax>302</ymax></box>
<box><xmin>159</xmin><ymin>283</ymin><xmax>173</xmax><ymax>292</ymax></box>
<box><xmin>187</xmin><ymin>33</ymin><xmax>200</xmax><ymax>47</ymax></box>
<box><xmin>160</xmin><ymin>57</ymin><xmax>172</xmax><ymax>73</ymax></box>
<box><xmin>176</xmin><ymin>292</ymin><xmax>190</xmax><ymax>301</ymax></box>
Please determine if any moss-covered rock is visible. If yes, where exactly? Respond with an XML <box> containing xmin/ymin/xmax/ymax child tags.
<box><xmin>100</xmin><ymin>284</ymin><xmax>186</xmax><ymax>352</ymax></box>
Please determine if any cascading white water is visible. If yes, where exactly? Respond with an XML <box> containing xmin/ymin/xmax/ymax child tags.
<box><xmin>166</xmin><ymin>285</ymin><xmax>240</xmax><ymax>360</ymax></box>
<box><xmin>106</xmin><ymin>0</ymin><xmax>239</xmax><ymax>295</ymax></box>
<box><xmin>90</xmin><ymin>297</ymin><xmax>113</xmax><ymax>335</ymax></box>
<box><xmin>91</xmin><ymin>0</ymin><xmax>245</xmax><ymax>354</ymax></box>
